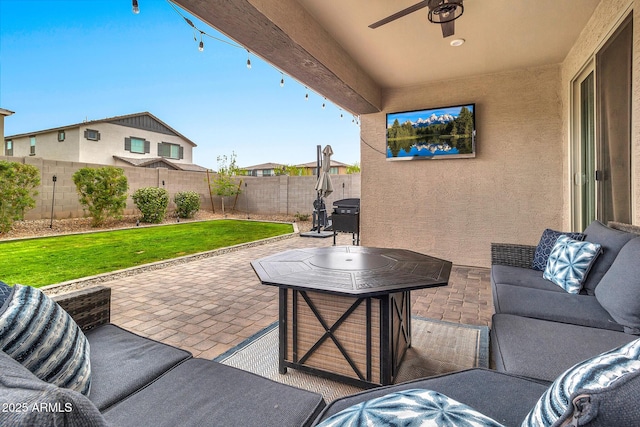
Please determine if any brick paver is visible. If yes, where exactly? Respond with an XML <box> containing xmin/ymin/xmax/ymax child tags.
<box><xmin>101</xmin><ymin>234</ymin><xmax>493</xmax><ymax>358</ymax></box>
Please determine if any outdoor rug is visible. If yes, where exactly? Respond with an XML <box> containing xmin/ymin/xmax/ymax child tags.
<box><xmin>215</xmin><ymin>316</ymin><xmax>489</xmax><ymax>402</ymax></box>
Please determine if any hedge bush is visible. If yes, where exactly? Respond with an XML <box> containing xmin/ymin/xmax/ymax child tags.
<box><xmin>0</xmin><ymin>161</ymin><xmax>41</xmax><ymax>232</ymax></box>
<box><xmin>72</xmin><ymin>166</ymin><xmax>128</xmax><ymax>227</ymax></box>
<box><xmin>132</xmin><ymin>187</ymin><xmax>169</xmax><ymax>223</ymax></box>
<box><xmin>174</xmin><ymin>191</ymin><xmax>200</xmax><ymax>219</ymax></box>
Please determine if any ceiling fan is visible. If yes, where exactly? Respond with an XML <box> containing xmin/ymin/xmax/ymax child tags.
<box><xmin>369</xmin><ymin>0</ymin><xmax>464</xmax><ymax>38</ymax></box>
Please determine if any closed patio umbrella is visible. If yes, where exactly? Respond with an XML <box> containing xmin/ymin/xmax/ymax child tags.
<box><xmin>314</xmin><ymin>145</ymin><xmax>334</xmax><ymax>197</ymax></box>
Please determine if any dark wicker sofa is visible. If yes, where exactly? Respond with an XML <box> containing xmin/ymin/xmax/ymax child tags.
<box><xmin>2</xmin><ymin>286</ymin><xmax>325</xmax><ymax>427</ymax></box>
<box><xmin>490</xmin><ymin>221</ymin><xmax>640</xmax><ymax>382</ymax></box>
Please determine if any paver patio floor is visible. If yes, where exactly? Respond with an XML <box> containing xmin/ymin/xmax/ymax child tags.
<box><xmin>101</xmin><ymin>233</ymin><xmax>493</xmax><ymax>359</ymax></box>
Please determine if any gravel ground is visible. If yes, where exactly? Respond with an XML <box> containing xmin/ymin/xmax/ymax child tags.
<box><xmin>0</xmin><ymin>211</ymin><xmax>313</xmax><ymax>241</ymax></box>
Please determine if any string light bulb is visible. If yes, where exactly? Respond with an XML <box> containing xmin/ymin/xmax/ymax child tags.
<box><xmin>198</xmin><ymin>31</ymin><xmax>204</xmax><ymax>51</ymax></box>
<box><xmin>280</xmin><ymin>73</ymin><xmax>285</xmax><ymax>87</ymax></box>
<box><xmin>246</xmin><ymin>50</ymin><xmax>251</xmax><ymax>69</ymax></box>
<box><xmin>132</xmin><ymin>0</ymin><xmax>139</xmax><ymax>14</ymax></box>
<box><xmin>304</xmin><ymin>87</ymin><xmax>309</xmax><ymax>100</ymax></box>
<box><xmin>322</xmin><ymin>98</ymin><xmax>326</xmax><ymax>109</ymax></box>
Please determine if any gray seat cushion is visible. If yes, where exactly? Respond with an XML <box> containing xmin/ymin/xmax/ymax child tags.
<box><xmin>490</xmin><ymin>314</ymin><xmax>636</xmax><ymax>382</ymax></box>
<box><xmin>103</xmin><ymin>358</ymin><xmax>326</xmax><ymax>427</ymax></box>
<box><xmin>85</xmin><ymin>324</ymin><xmax>191</xmax><ymax>411</ymax></box>
<box><xmin>0</xmin><ymin>350</ymin><xmax>107</xmax><ymax>427</ymax></box>
<box><xmin>582</xmin><ymin>220</ymin><xmax>637</xmax><ymax>295</ymax></box>
<box><xmin>596</xmin><ymin>237</ymin><xmax>640</xmax><ymax>334</ymax></box>
<box><xmin>312</xmin><ymin>368</ymin><xmax>550</xmax><ymax>427</ymax></box>
<box><xmin>491</xmin><ymin>265</ymin><xmax>562</xmax><ymax>292</ymax></box>
<box><xmin>492</xmin><ymin>283</ymin><xmax>623</xmax><ymax>331</ymax></box>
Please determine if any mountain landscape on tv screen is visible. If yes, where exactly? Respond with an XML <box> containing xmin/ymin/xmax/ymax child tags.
<box><xmin>386</xmin><ymin>106</ymin><xmax>474</xmax><ymax>158</ymax></box>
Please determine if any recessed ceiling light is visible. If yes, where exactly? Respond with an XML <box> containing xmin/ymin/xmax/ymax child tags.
<box><xmin>450</xmin><ymin>38</ymin><xmax>465</xmax><ymax>47</ymax></box>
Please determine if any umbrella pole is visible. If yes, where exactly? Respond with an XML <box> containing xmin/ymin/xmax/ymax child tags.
<box><xmin>316</xmin><ymin>145</ymin><xmax>322</xmax><ymax>233</ymax></box>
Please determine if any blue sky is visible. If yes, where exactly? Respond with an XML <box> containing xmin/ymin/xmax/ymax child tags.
<box><xmin>0</xmin><ymin>0</ymin><xmax>360</xmax><ymax>170</ymax></box>
<box><xmin>388</xmin><ymin>105</ymin><xmax>474</xmax><ymax>127</ymax></box>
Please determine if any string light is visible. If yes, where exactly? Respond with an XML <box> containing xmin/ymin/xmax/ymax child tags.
<box><xmin>132</xmin><ymin>0</ymin><xmax>139</xmax><ymax>14</ymax></box>
<box><xmin>164</xmin><ymin>0</ymin><xmax>360</xmax><ymax>127</ymax></box>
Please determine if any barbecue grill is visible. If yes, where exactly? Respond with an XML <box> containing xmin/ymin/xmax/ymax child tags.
<box><xmin>329</xmin><ymin>198</ymin><xmax>360</xmax><ymax>245</ymax></box>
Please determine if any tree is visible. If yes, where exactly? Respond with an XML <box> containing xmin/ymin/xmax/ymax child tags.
<box><xmin>72</xmin><ymin>167</ymin><xmax>129</xmax><ymax>226</ymax></box>
<box><xmin>211</xmin><ymin>152</ymin><xmax>242</xmax><ymax>216</ymax></box>
<box><xmin>0</xmin><ymin>161</ymin><xmax>41</xmax><ymax>233</ymax></box>
<box><xmin>346</xmin><ymin>162</ymin><xmax>361</xmax><ymax>174</ymax></box>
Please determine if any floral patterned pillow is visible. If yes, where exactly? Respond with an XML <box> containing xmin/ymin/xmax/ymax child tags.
<box><xmin>317</xmin><ymin>389</ymin><xmax>504</xmax><ymax>427</ymax></box>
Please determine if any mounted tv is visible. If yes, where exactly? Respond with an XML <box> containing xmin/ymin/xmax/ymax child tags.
<box><xmin>386</xmin><ymin>103</ymin><xmax>476</xmax><ymax>160</ymax></box>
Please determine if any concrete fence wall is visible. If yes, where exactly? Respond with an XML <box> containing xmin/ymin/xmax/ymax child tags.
<box><xmin>0</xmin><ymin>156</ymin><xmax>361</xmax><ymax>220</ymax></box>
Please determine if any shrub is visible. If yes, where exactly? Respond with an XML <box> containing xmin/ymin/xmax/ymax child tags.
<box><xmin>72</xmin><ymin>167</ymin><xmax>129</xmax><ymax>227</ymax></box>
<box><xmin>174</xmin><ymin>191</ymin><xmax>201</xmax><ymax>219</ymax></box>
<box><xmin>0</xmin><ymin>161</ymin><xmax>41</xmax><ymax>232</ymax></box>
<box><xmin>294</xmin><ymin>211</ymin><xmax>310</xmax><ymax>222</ymax></box>
<box><xmin>132</xmin><ymin>187</ymin><xmax>169</xmax><ymax>223</ymax></box>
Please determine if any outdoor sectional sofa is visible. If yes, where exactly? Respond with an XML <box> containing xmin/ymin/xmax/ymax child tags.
<box><xmin>0</xmin><ymin>285</ymin><xmax>326</xmax><ymax>427</ymax></box>
<box><xmin>490</xmin><ymin>220</ymin><xmax>640</xmax><ymax>382</ymax></box>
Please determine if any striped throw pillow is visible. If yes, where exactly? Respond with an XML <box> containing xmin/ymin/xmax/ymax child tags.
<box><xmin>522</xmin><ymin>338</ymin><xmax>640</xmax><ymax>426</ymax></box>
<box><xmin>0</xmin><ymin>285</ymin><xmax>91</xmax><ymax>395</ymax></box>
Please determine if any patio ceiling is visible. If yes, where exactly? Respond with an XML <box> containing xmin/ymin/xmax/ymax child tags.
<box><xmin>174</xmin><ymin>0</ymin><xmax>601</xmax><ymax>115</ymax></box>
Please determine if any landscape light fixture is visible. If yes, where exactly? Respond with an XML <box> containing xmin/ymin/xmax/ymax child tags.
<box><xmin>132</xmin><ymin>0</ymin><xmax>139</xmax><ymax>14</ymax></box>
<box><xmin>50</xmin><ymin>175</ymin><xmax>57</xmax><ymax>228</ymax></box>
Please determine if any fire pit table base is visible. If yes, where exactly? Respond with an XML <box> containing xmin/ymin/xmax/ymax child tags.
<box><xmin>279</xmin><ymin>288</ymin><xmax>410</xmax><ymax>388</ymax></box>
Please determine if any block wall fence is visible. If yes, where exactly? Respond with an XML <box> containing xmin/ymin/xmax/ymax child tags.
<box><xmin>1</xmin><ymin>156</ymin><xmax>361</xmax><ymax>221</ymax></box>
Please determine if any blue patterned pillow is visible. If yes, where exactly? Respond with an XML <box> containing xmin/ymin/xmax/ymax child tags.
<box><xmin>0</xmin><ymin>285</ymin><xmax>91</xmax><ymax>395</ymax></box>
<box><xmin>522</xmin><ymin>338</ymin><xmax>640</xmax><ymax>427</ymax></box>
<box><xmin>543</xmin><ymin>235</ymin><xmax>602</xmax><ymax>293</ymax></box>
<box><xmin>532</xmin><ymin>229</ymin><xmax>586</xmax><ymax>271</ymax></box>
<box><xmin>0</xmin><ymin>281</ymin><xmax>11</xmax><ymax>308</ymax></box>
<box><xmin>317</xmin><ymin>389</ymin><xmax>505</xmax><ymax>427</ymax></box>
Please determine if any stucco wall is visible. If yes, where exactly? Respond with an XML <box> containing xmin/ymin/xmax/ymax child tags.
<box><xmin>360</xmin><ymin>64</ymin><xmax>564</xmax><ymax>267</ymax></box>
<box><xmin>0</xmin><ymin>156</ymin><xmax>360</xmax><ymax>221</ymax></box>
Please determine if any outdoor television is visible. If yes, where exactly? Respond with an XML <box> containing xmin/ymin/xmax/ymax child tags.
<box><xmin>386</xmin><ymin>103</ymin><xmax>476</xmax><ymax>160</ymax></box>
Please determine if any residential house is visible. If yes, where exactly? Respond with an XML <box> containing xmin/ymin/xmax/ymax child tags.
<box><xmin>297</xmin><ymin>159</ymin><xmax>350</xmax><ymax>176</ymax></box>
<box><xmin>241</xmin><ymin>162</ymin><xmax>285</xmax><ymax>177</ymax></box>
<box><xmin>175</xmin><ymin>0</ymin><xmax>639</xmax><ymax>268</ymax></box>
<box><xmin>0</xmin><ymin>108</ymin><xmax>14</xmax><ymax>144</ymax></box>
<box><xmin>242</xmin><ymin>160</ymin><xmax>350</xmax><ymax>176</ymax></box>
<box><xmin>3</xmin><ymin>112</ymin><xmax>207</xmax><ymax>172</ymax></box>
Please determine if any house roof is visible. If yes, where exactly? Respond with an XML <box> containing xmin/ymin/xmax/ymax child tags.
<box><xmin>5</xmin><ymin>112</ymin><xmax>197</xmax><ymax>147</ymax></box>
<box><xmin>297</xmin><ymin>159</ymin><xmax>350</xmax><ymax>168</ymax></box>
<box><xmin>113</xmin><ymin>156</ymin><xmax>209</xmax><ymax>172</ymax></box>
<box><xmin>241</xmin><ymin>162</ymin><xmax>285</xmax><ymax>170</ymax></box>
<box><xmin>0</xmin><ymin>108</ymin><xmax>15</xmax><ymax>117</ymax></box>
<box><xmin>174</xmin><ymin>0</ymin><xmax>601</xmax><ymax>115</ymax></box>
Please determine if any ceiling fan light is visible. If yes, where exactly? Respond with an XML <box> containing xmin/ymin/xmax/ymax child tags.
<box><xmin>427</xmin><ymin>0</ymin><xmax>463</xmax><ymax>24</ymax></box>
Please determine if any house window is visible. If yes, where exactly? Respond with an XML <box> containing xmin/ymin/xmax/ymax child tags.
<box><xmin>330</xmin><ymin>167</ymin><xmax>339</xmax><ymax>174</ymax></box>
<box><xmin>30</xmin><ymin>136</ymin><xmax>36</xmax><ymax>155</ymax></box>
<box><xmin>158</xmin><ymin>142</ymin><xmax>183</xmax><ymax>160</ymax></box>
<box><xmin>5</xmin><ymin>140</ymin><xmax>12</xmax><ymax>156</ymax></box>
<box><xmin>58</xmin><ymin>130</ymin><xmax>65</xmax><ymax>141</ymax></box>
<box><xmin>84</xmin><ymin>129</ymin><xmax>100</xmax><ymax>141</ymax></box>
<box><xmin>125</xmin><ymin>137</ymin><xmax>150</xmax><ymax>154</ymax></box>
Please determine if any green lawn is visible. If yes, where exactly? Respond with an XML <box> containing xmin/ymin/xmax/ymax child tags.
<box><xmin>0</xmin><ymin>220</ymin><xmax>293</xmax><ymax>288</ymax></box>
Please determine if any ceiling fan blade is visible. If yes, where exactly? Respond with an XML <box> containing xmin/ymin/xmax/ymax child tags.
<box><xmin>441</xmin><ymin>20</ymin><xmax>455</xmax><ymax>37</ymax></box>
<box><xmin>369</xmin><ymin>1</ymin><xmax>430</xmax><ymax>29</ymax></box>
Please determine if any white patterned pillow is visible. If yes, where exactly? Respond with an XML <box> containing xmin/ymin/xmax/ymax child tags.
<box><xmin>0</xmin><ymin>285</ymin><xmax>91</xmax><ymax>395</ymax></box>
<box><xmin>317</xmin><ymin>388</ymin><xmax>505</xmax><ymax>427</ymax></box>
<box><xmin>522</xmin><ymin>338</ymin><xmax>640</xmax><ymax>427</ymax></box>
<box><xmin>543</xmin><ymin>235</ymin><xmax>602</xmax><ymax>293</ymax></box>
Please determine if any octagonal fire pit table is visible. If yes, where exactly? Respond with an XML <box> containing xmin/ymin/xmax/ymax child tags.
<box><xmin>251</xmin><ymin>245</ymin><xmax>452</xmax><ymax>388</ymax></box>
